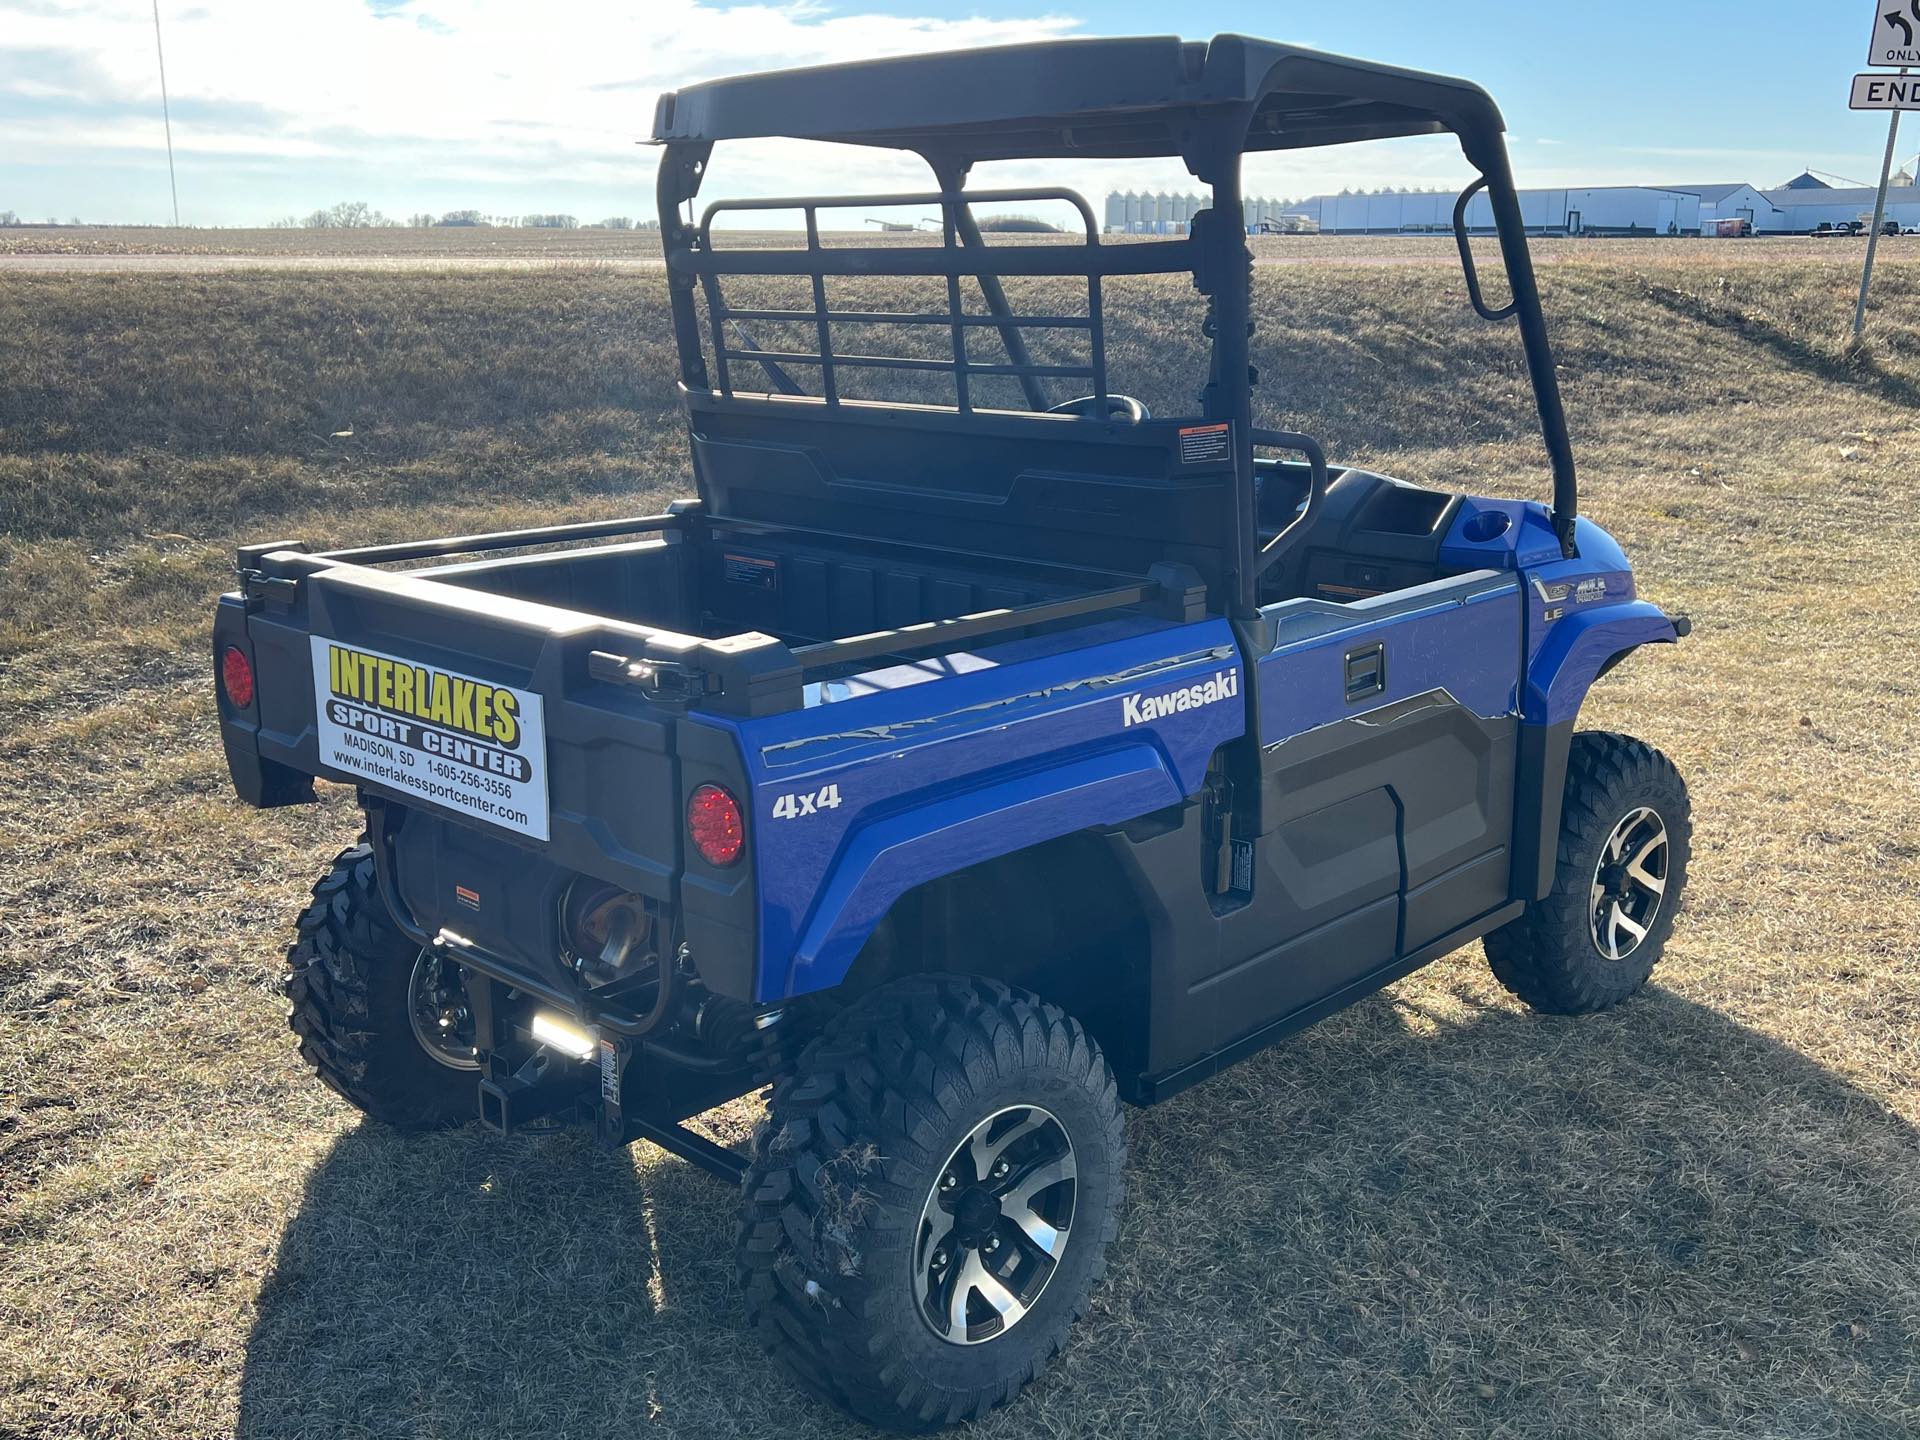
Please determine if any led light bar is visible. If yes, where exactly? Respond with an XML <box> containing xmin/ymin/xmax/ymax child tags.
<box><xmin>530</xmin><ymin>1011</ymin><xmax>597</xmax><ymax>1062</ymax></box>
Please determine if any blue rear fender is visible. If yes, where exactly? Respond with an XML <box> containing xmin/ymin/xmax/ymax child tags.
<box><xmin>701</xmin><ymin>617</ymin><xmax>1245</xmax><ymax>1004</ymax></box>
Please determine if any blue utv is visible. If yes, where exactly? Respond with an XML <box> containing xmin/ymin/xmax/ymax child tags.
<box><xmin>213</xmin><ymin>32</ymin><xmax>1692</xmax><ymax>1432</ymax></box>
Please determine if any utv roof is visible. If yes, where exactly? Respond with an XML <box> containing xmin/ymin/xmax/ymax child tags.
<box><xmin>650</xmin><ymin>33</ymin><xmax>1505</xmax><ymax>163</ymax></box>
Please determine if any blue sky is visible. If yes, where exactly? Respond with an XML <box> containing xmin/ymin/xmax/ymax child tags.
<box><xmin>0</xmin><ymin>0</ymin><xmax>1905</xmax><ymax>226</ymax></box>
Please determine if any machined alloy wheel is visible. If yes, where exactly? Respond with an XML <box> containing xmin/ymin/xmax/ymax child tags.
<box><xmin>913</xmin><ymin>1105</ymin><xmax>1076</xmax><ymax>1345</ymax></box>
<box><xmin>407</xmin><ymin>948</ymin><xmax>481</xmax><ymax>1070</ymax></box>
<box><xmin>1588</xmin><ymin>806</ymin><xmax>1670</xmax><ymax>961</ymax></box>
<box><xmin>1484</xmin><ymin>731</ymin><xmax>1691</xmax><ymax>1015</ymax></box>
<box><xmin>737</xmin><ymin>974</ymin><xmax>1125</xmax><ymax>1431</ymax></box>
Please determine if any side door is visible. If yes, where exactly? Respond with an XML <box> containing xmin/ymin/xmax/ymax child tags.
<box><xmin>1183</xmin><ymin>572</ymin><xmax>1522</xmax><ymax>1043</ymax></box>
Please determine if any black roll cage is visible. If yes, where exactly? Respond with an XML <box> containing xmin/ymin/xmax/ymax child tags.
<box><xmin>653</xmin><ymin>36</ymin><xmax>1581</xmax><ymax>625</ymax></box>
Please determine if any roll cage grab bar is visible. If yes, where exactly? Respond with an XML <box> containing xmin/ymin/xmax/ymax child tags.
<box><xmin>1261</xmin><ymin>170</ymin><xmax>1580</xmax><ymax>578</ymax></box>
<box><xmin>656</xmin><ymin>125</ymin><xmax>1580</xmax><ymax>623</ymax></box>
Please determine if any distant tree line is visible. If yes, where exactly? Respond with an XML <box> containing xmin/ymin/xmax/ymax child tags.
<box><xmin>267</xmin><ymin>202</ymin><xmax>658</xmax><ymax>230</ymax></box>
<box><xmin>0</xmin><ymin>203</ymin><xmax>658</xmax><ymax>230</ymax></box>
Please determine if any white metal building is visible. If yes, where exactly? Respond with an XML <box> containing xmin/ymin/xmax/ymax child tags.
<box><xmin>1752</xmin><ymin>184</ymin><xmax>1920</xmax><ymax>232</ymax></box>
<box><xmin>1668</xmin><ymin>183</ymin><xmax>1781</xmax><ymax>232</ymax></box>
<box><xmin>1104</xmin><ymin>177</ymin><xmax>1920</xmax><ymax>239</ymax></box>
<box><xmin>1287</xmin><ymin>186</ymin><xmax>1702</xmax><ymax>236</ymax></box>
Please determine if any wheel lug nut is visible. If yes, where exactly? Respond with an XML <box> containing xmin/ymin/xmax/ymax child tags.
<box><xmin>985</xmin><ymin>1236</ymin><xmax>1000</xmax><ymax>1253</ymax></box>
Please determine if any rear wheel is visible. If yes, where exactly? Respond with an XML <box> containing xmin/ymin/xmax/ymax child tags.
<box><xmin>1486</xmin><ymin>731</ymin><xmax>1690</xmax><ymax>1014</ymax></box>
<box><xmin>737</xmin><ymin>975</ymin><xmax>1124</xmax><ymax>1432</ymax></box>
<box><xmin>284</xmin><ymin>841</ymin><xmax>478</xmax><ymax>1129</ymax></box>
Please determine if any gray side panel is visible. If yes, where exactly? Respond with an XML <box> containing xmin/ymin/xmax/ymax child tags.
<box><xmin>1136</xmin><ymin>693</ymin><xmax>1517</xmax><ymax>1075</ymax></box>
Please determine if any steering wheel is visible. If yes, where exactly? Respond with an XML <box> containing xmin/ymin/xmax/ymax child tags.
<box><xmin>1046</xmin><ymin>394</ymin><xmax>1149</xmax><ymax>423</ymax></box>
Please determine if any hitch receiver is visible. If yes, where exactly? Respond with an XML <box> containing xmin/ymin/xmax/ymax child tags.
<box><xmin>477</xmin><ymin>1053</ymin><xmax>594</xmax><ymax>1134</ymax></box>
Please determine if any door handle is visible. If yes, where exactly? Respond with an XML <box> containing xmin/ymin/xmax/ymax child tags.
<box><xmin>1344</xmin><ymin>643</ymin><xmax>1386</xmax><ymax>703</ymax></box>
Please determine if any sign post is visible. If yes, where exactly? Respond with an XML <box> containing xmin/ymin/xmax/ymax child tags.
<box><xmin>1853</xmin><ymin>74</ymin><xmax>1906</xmax><ymax>338</ymax></box>
<box><xmin>1855</xmin><ymin>2</ymin><xmax>1920</xmax><ymax>337</ymax></box>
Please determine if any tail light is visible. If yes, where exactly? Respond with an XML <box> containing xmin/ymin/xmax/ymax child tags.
<box><xmin>687</xmin><ymin>783</ymin><xmax>745</xmax><ymax>867</ymax></box>
<box><xmin>220</xmin><ymin>645</ymin><xmax>256</xmax><ymax>709</ymax></box>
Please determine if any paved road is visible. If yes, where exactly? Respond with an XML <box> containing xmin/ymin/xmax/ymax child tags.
<box><xmin>0</xmin><ymin>253</ymin><xmax>675</xmax><ymax>272</ymax></box>
<box><xmin>4</xmin><ymin>239</ymin><xmax>1908</xmax><ymax>274</ymax></box>
<box><xmin>0</xmin><ymin>250</ymin><xmax>1548</xmax><ymax>273</ymax></box>
<box><xmin>2</xmin><ymin>252</ymin><xmax>1447</xmax><ymax>272</ymax></box>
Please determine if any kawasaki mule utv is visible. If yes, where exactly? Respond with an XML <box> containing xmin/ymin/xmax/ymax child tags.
<box><xmin>213</xmin><ymin>32</ymin><xmax>1692</xmax><ymax>1431</ymax></box>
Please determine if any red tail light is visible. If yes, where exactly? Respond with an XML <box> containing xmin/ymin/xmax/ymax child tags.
<box><xmin>220</xmin><ymin>645</ymin><xmax>256</xmax><ymax>709</ymax></box>
<box><xmin>687</xmin><ymin>783</ymin><xmax>745</xmax><ymax>867</ymax></box>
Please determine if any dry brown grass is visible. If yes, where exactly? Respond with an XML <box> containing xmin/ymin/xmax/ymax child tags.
<box><xmin>2</xmin><ymin>252</ymin><xmax>1917</xmax><ymax>1439</ymax></box>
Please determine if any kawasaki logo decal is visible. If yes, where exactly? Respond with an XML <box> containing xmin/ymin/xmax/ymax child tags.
<box><xmin>1120</xmin><ymin>669</ymin><xmax>1239</xmax><ymax>728</ymax></box>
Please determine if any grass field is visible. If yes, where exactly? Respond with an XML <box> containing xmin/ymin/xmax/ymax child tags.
<box><xmin>2</xmin><ymin>251</ymin><xmax>1918</xmax><ymax>1439</ymax></box>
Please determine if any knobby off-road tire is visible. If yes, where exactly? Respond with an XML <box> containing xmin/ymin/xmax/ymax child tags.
<box><xmin>737</xmin><ymin>975</ymin><xmax>1125</xmax><ymax>1432</ymax></box>
<box><xmin>1486</xmin><ymin>731</ymin><xmax>1691</xmax><ymax>1014</ymax></box>
<box><xmin>284</xmin><ymin>842</ymin><xmax>476</xmax><ymax>1130</ymax></box>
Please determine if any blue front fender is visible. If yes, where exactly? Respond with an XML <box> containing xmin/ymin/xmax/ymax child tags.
<box><xmin>1526</xmin><ymin>599</ymin><xmax>1682</xmax><ymax>726</ymax></box>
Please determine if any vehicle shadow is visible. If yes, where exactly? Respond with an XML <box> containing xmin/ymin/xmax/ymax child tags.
<box><xmin>238</xmin><ymin>978</ymin><xmax>1920</xmax><ymax>1440</ymax></box>
<box><xmin>234</xmin><ymin>1119</ymin><xmax>771</xmax><ymax>1439</ymax></box>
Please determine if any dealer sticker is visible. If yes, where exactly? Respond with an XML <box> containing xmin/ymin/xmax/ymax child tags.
<box><xmin>310</xmin><ymin>637</ymin><xmax>551</xmax><ymax>840</ymax></box>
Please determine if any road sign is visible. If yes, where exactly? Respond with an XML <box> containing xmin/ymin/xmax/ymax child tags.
<box><xmin>1870</xmin><ymin>1</ymin><xmax>1920</xmax><ymax>67</ymax></box>
<box><xmin>1852</xmin><ymin>72</ymin><xmax>1920</xmax><ymax>109</ymax></box>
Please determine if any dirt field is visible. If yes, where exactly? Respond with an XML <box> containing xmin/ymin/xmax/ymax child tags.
<box><xmin>2</xmin><ymin>250</ymin><xmax>1917</xmax><ymax>1439</ymax></box>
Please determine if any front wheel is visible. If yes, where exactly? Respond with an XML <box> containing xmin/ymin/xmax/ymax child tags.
<box><xmin>736</xmin><ymin>975</ymin><xmax>1124</xmax><ymax>1432</ymax></box>
<box><xmin>1486</xmin><ymin>731</ymin><xmax>1691</xmax><ymax>1014</ymax></box>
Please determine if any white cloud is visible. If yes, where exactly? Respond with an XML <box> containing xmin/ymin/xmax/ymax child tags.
<box><xmin>0</xmin><ymin>0</ymin><xmax>1082</xmax><ymax>207</ymax></box>
<box><xmin>6</xmin><ymin>5</ymin><xmax>1829</xmax><ymax>224</ymax></box>
<box><xmin>0</xmin><ymin>0</ymin><xmax>1098</xmax><ymax>216</ymax></box>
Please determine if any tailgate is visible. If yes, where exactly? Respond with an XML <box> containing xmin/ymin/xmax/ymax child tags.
<box><xmin>218</xmin><ymin>554</ymin><xmax>688</xmax><ymax>905</ymax></box>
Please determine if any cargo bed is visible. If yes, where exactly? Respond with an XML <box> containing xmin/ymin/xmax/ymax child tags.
<box><xmin>213</xmin><ymin>501</ymin><xmax>1200</xmax><ymax>968</ymax></box>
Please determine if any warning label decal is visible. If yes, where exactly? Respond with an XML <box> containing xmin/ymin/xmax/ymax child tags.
<box><xmin>1177</xmin><ymin>422</ymin><xmax>1232</xmax><ymax>466</ymax></box>
<box><xmin>310</xmin><ymin>637</ymin><xmax>550</xmax><ymax>839</ymax></box>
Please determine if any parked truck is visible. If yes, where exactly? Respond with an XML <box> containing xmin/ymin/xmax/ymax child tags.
<box><xmin>214</xmin><ymin>33</ymin><xmax>1692</xmax><ymax>1431</ymax></box>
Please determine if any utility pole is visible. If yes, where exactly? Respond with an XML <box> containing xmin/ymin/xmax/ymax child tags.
<box><xmin>151</xmin><ymin>0</ymin><xmax>180</xmax><ymax>227</ymax></box>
